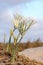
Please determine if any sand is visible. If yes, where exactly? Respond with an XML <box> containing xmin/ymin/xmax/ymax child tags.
<box><xmin>19</xmin><ymin>47</ymin><xmax>43</xmax><ymax>63</ymax></box>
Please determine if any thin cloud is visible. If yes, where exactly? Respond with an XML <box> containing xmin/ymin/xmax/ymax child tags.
<box><xmin>0</xmin><ymin>0</ymin><xmax>34</xmax><ymax>5</ymax></box>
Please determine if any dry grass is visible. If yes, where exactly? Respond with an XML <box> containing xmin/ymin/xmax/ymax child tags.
<box><xmin>0</xmin><ymin>41</ymin><xmax>43</xmax><ymax>65</ymax></box>
<box><xmin>0</xmin><ymin>40</ymin><xmax>43</xmax><ymax>52</ymax></box>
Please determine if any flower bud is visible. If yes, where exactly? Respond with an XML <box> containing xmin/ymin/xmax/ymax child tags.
<box><xmin>10</xmin><ymin>29</ymin><xmax>13</xmax><ymax>37</ymax></box>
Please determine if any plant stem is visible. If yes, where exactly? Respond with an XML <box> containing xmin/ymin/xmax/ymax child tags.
<box><xmin>6</xmin><ymin>36</ymin><xmax>11</xmax><ymax>52</ymax></box>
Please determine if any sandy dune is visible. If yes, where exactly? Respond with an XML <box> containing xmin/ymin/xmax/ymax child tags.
<box><xmin>19</xmin><ymin>47</ymin><xmax>43</xmax><ymax>63</ymax></box>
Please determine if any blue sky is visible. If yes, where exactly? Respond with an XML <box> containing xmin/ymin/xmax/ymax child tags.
<box><xmin>0</xmin><ymin>0</ymin><xmax>43</xmax><ymax>42</ymax></box>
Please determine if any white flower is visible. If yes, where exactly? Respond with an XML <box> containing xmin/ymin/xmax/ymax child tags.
<box><xmin>13</xmin><ymin>19</ymin><xmax>19</xmax><ymax>28</ymax></box>
<box><xmin>13</xmin><ymin>14</ymin><xmax>23</xmax><ymax>28</ymax></box>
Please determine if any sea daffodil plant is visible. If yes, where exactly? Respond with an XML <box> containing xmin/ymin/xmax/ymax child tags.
<box><xmin>6</xmin><ymin>14</ymin><xmax>35</xmax><ymax>63</ymax></box>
